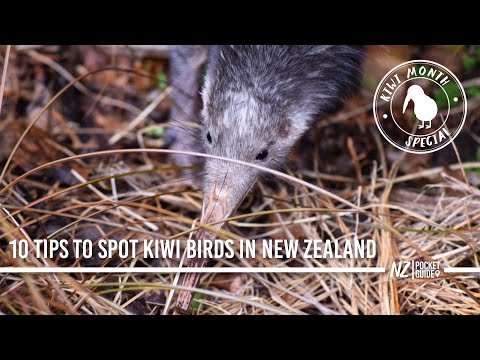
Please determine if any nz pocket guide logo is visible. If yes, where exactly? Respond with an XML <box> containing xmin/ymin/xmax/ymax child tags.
<box><xmin>390</xmin><ymin>260</ymin><xmax>441</xmax><ymax>279</ymax></box>
<box><xmin>373</xmin><ymin>60</ymin><xmax>467</xmax><ymax>154</ymax></box>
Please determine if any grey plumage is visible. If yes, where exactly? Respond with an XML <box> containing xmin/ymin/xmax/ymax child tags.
<box><xmin>202</xmin><ymin>45</ymin><xmax>362</xmax><ymax>160</ymax></box>
<box><xmin>197</xmin><ymin>45</ymin><xmax>363</xmax><ymax>222</ymax></box>
<box><xmin>168</xmin><ymin>45</ymin><xmax>363</xmax><ymax>222</ymax></box>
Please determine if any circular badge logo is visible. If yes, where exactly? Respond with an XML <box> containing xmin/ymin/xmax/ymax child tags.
<box><xmin>373</xmin><ymin>60</ymin><xmax>467</xmax><ymax>154</ymax></box>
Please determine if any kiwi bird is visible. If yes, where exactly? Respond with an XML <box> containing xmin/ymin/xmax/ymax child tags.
<box><xmin>168</xmin><ymin>45</ymin><xmax>364</xmax><ymax>312</ymax></box>
<box><xmin>402</xmin><ymin>84</ymin><xmax>438</xmax><ymax>129</ymax></box>
<box><xmin>198</xmin><ymin>45</ymin><xmax>362</xmax><ymax>224</ymax></box>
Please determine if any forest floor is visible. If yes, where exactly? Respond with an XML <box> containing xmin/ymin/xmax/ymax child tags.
<box><xmin>0</xmin><ymin>45</ymin><xmax>479</xmax><ymax>314</ymax></box>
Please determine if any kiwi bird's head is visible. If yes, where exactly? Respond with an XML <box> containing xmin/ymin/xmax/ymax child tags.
<box><xmin>199</xmin><ymin>45</ymin><xmax>363</xmax><ymax>226</ymax></box>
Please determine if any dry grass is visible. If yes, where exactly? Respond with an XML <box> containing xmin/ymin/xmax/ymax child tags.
<box><xmin>1</xmin><ymin>150</ymin><xmax>479</xmax><ymax>315</ymax></box>
<box><xmin>0</xmin><ymin>45</ymin><xmax>479</xmax><ymax>315</ymax></box>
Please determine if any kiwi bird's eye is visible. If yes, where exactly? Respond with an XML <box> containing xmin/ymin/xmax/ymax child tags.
<box><xmin>256</xmin><ymin>149</ymin><xmax>269</xmax><ymax>160</ymax></box>
<box><xmin>207</xmin><ymin>132</ymin><xmax>212</xmax><ymax>143</ymax></box>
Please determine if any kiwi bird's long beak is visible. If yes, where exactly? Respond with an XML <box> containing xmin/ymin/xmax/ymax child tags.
<box><xmin>200</xmin><ymin>168</ymin><xmax>256</xmax><ymax>234</ymax></box>
<box><xmin>175</xmin><ymin>167</ymin><xmax>254</xmax><ymax>314</ymax></box>
<box><xmin>402</xmin><ymin>94</ymin><xmax>412</xmax><ymax>113</ymax></box>
<box><xmin>201</xmin><ymin>182</ymin><xmax>231</xmax><ymax>227</ymax></box>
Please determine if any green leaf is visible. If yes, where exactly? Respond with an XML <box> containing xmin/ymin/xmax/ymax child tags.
<box><xmin>191</xmin><ymin>291</ymin><xmax>204</xmax><ymax>314</ymax></box>
<box><xmin>156</xmin><ymin>72</ymin><xmax>168</xmax><ymax>90</ymax></box>
<box><xmin>463</xmin><ymin>55</ymin><xmax>477</xmax><ymax>71</ymax></box>
<box><xmin>467</xmin><ymin>86</ymin><xmax>480</xmax><ymax>98</ymax></box>
<box><xmin>435</xmin><ymin>82</ymin><xmax>461</xmax><ymax>109</ymax></box>
<box><xmin>410</xmin><ymin>113</ymin><xmax>417</xmax><ymax>124</ymax></box>
<box><xmin>145</xmin><ymin>126</ymin><xmax>165</xmax><ymax>138</ymax></box>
